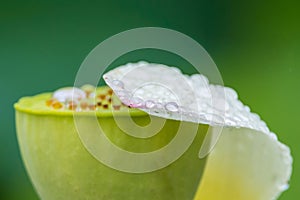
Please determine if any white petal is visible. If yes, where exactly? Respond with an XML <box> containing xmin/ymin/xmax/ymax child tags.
<box><xmin>103</xmin><ymin>62</ymin><xmax>292</xmax><ymax>199</ymax></box>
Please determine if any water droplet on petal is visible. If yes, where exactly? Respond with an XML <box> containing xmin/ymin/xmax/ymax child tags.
<box><xmin>212</xmin><ymin>115</ymin><xmax>225</xmax><ymax>125</ymax></box>
<box><xmin>112</xmin><ymin>80</ymin><xmax>124</xmax><ymax>88</ymax></box>
<box><xmin>155</xmin><ymin>102</ymin><xmax>162</xmax><ymax>108</ymax></box>
<box><xmin>225</xmin><ymin>117</ymin><xmax>236</xmax><ymax>126</ymax></box>
<box><xmin>115</xmin><ymin>90</ymin><xmax>129</xmax><ymax>98</ymax></box>
<box><xmin>245</xmin><ymin>105</ymin><xmax>250</xmax><ymax>112</ymax></box>
<box><xmin>145</xmin><ymin>100</ymin><xmax>156</xmax><ymax>109</ymax></box>
<box><xmin>165</xmin><ymin>102</ymin><xmax>179</xmax><ymax>112</ymax></box>
<box><xmin>121</xmin><ymin>98</ymin><xmax>130</xmax><ymax>106</ymax></box>
<box><xmin>225</xmin><ymin>87</ymin><xmax>238</xmax><ymax>99</ymax></box>
<box><xmin>198</xmin><ymin>113</ymin><xmax>210</xmax><ymax>123</ymax></box>
<box><xmin>186</xmin><ymin>111</ymin><xmax>200</xmax><ymax>122</ymax></box>
<box><xmin>130</xmin><ymin>97</ymin><xmax>144</xmax><ymax>108</ymax></box>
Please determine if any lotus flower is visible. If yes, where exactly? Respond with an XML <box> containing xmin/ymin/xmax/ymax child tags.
<box><xmin>15</xmin><ymin>62</ymin><xmax>292</xmax><ymax>200</ymax></box>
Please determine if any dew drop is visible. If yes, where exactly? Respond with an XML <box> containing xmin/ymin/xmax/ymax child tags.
<box><xmin>130</xmin><ymin>97</ymin><xmax>144</xmax><ymax>108</ymax></box>
<box><xmin>198</xmin><ymin>113</ymin><xmax>210</xmax><ymax>123</ymax></box>
<box><xmin>213</xmin><ymin>115</ymin><xmax>225</xmax><ymax>125</ymax></box>
<box><xmin>203</xmin><ymin>113</ymin><xmax>225</xmax><ymax>124</ymax></box>
<box><xmin>156</xmin><ymin>102</ymin><xmax>164</xmax><ymax>109</ymax></box>
<box><xmin>245</xmin><ymin>105</ymin><xmax>250</xmax><ymax>112</ymax></box>
<box><xmin>225</xmin><ymin>87</ymin><xmax>238</xmax><ymax>99</ymax></box>
<box><xmin>165</xmin><ymin>102</ymin><xmax>179</xmax><ymax>112</ymax></box>
<box><xmin>187</xmin><ymin>112</ymin><xmax>200</xmax><ymax>122</ymax></box>
<box><xmin>225</xmin><ymin>117</ymin><xmax>236</xmax><ymax>126</ymax></box>
<box><xmin>145</xmin><ymin>100</ymin><xmax>156</xmax><ymax>109</ymax></box>
<box><xmin>112</xmin><ymin>80</ymin><xmax>124</xmax><ymax>88</ymax></box>
<box><xmin>120</xmin><ymin>97</ymin><xmax>130</xmax><ymax>106</ymax></box>
<box><xmin>115</xmin><ymin>90</ymin><xmax>129</xmax><ymax>97</ymax></box>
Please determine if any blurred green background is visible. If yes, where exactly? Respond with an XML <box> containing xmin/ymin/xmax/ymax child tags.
<box><xmin>0</xmin><ymin>0</ymin><xmax>299</xmax><ymax>199</ymax></box>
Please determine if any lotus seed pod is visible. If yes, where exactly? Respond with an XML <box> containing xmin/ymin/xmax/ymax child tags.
<box><xmin>15</xmin><ymin>86</ymin><xmax>207</xmax><ymax>200</ymax></box>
